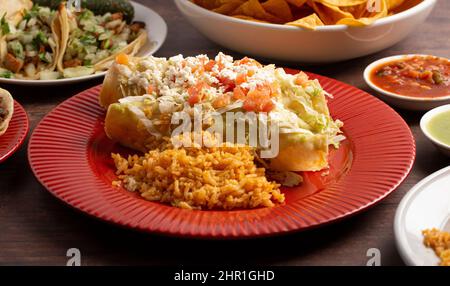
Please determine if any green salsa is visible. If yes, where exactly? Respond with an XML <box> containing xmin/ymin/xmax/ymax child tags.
<box><xmin>427</xmin><ymin>110</ymin><xmax>450</xmax><ymax>146</ymax></box>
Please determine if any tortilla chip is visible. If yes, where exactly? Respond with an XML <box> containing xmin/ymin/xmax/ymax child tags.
<box><xmin>192</xmin><ymin>0</ymin><xmax>422</xmax><ymax>27</ymax></box>
<box><xmin>232</xmin><ymin>15</ymin><xmax>270</xmax><ymax>23</ymax></box>
<box><xmin>285</xmin><ymin>0</ymin><xmax>308</xmax><ymax>8</ymax></box>
<box><xmin>286</xmin><ymin>13</ymin><xmax>325</xmax><ymax>29</ymax></box>
<box><xmin>192</xmin><ymin>0</ymin><xmax>225</xmax><ymax>10</ymax></box>
<box><xmin>308</xmin><ymin>0</ymin><xmax>354</xmax><ymax>25</ymax></box>
<box><xmin>290</xmin><ymin>2</ymin><xmax>316</xmax><ymax>19</ymax></box>
<box><xmin>390</xmin><ymin>0</ymin><xmax>422</xmax><ymax>13</ymax></box>
<box><xmin>262</xmin><ymin>0</ymin><xmax>294</xmax><ymax>22</ymax></box>
<box><xmin>232</xmin><ymin>0</ymin><xmax>284</xmax><ymax>23</ymax></box>
<box><xmin>386</xmin><ymin>0</ymin><xmax>406</xmax><ymax>10</ymax></box>
<box><xmin>341</xmin><ymin>2</ymin><xmax>368</xmax><ymax>18</ymax></box>
<box><xmin>213</xmin><ymin>0</ymin><xmax>246</xmax><ymax>14</ymax></box>
<box><xmin>336</xmin><ymin>0</ymin><xmax>388</xmax><ymax>26</ymax></box>
<box><xmin>316</xmin><ymin>0</ymin><xmax>368</xmax><ymax>7</ymax></box>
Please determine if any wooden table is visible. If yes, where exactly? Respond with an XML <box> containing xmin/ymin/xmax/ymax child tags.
<box><xmin>0</xmin><ymin>0</ymin><xmax>449</xmax><ymax>266</ymax></box>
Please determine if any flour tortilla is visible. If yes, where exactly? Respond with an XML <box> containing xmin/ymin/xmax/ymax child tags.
<box><xmin>58</xmin><ymin>5</ymin><xmax>148</xmax><ymax>76</ymax></box>
<box><xmin>0</xmin><ymin>4</ymin><xmax>62</xmax><ymax>80</ymax></box>
<box><xmin>99</xmin><ymin>57</ymin><xmax>147</xmax><ymax>109</ymax></box>
<box><xmin>0</xmin><ymin>0</ymin><xmax>32</xmax><ymax>26</ymax></box>
<box><xmin>93</xmin><ymin>31</ymin><xmax>147</xmax><ymax>72</ymax></box>
<box><xmin>12</xmin><ymin>14</ymin><xmax>61</xmax><ymax>80</ymax></box>
<box><xmin>0</xmin><ymin>0</ymin><xmax>32</xmax><ymax>66</ymax></box>
<box><xmin>0</xmin><ymin>36</ymin><xmax>7</xmax><ymax>64</ymax></box>
<box><xmin>0</xmin><ymin>88</ymin><xmax>14</xmax><ymax>136</ymax></box>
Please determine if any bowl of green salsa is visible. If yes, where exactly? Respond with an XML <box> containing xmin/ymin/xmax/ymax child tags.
<box><xmin>421</xmin><ymin>104</ymin><xmax>450</xmax><ymax>157</ymax></box>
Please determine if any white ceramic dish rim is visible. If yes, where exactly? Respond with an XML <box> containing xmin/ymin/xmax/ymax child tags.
<box><xmin>177</xmin><ymin>0</ymin><xmax>436</xmax><ymax>32</ymax></box>
<box><xmin>420</xmin><ymin>104</ymin><xmax>450</xmax><ymax>150</ymax></box>
<box><xmin>394</xmin><ymin>165</ymin><xmax>450</xmax><ymax>266</ymax></box>
<box><xmin>364</xmin><ymin>54</ymin><xmax>450</xmax><ymax>102</ymax></box>
<box><xmin>0</xmin><ymin>1</ymin><xmax>167</xmax><ymax>86</ymax></box>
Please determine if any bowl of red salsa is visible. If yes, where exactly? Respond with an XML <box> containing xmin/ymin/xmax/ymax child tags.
<box><xmin>364</xmin><ymin>55</ymin><xmax>450</xmax><ymax>111</ymax></box>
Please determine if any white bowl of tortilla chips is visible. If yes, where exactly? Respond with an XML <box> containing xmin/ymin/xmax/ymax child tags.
<box><xmin>175</xmin><ymin>0</ymin><xmax>436</xmax><ymax>63</ymax></box>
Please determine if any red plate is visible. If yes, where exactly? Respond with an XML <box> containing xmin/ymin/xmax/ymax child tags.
<box><xmin>0</xmin><ymin>101</ymin><xmax>29</xmax><ymax>163</ymax></box>
<box><xmin>28</xmin><ymin>71</ymin><xmax>415</xmax><ymax>238</ymax></box>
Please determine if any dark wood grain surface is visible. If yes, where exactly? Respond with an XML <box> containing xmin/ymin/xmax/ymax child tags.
<box><xmin>0</xmin><ymin>0</ymin><xmax>449</xmax><ymax>266</ymax></box>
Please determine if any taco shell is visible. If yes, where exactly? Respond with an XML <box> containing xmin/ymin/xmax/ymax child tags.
<box><xmin>0</xmin><ymin>0</ymin><xmax>33</xmax><ymax>26</ymax></box>
<box><xmin>0</xmin><ymin>4</ymin><xmax>62</xmax><ymax>80</ymax></box>
<box><xmin>58</xmin><ymin>5</ymin><xmax>147</xmax><ymax>77</ymax></box>
<box><xmin>0</xmin><ymin>88</ymin><xmax>14</xmax><ymax>136</ymax></box>
<box><xmin>99</xmin><ymin>59</ymin><xmax>147</xmax><ymax>108</ymax></box>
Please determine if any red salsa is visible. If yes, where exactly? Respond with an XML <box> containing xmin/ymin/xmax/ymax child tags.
<box><xmin>370</xmin><ymin>56</ymin><xmax>450</xmax><ymax>98</ymax></box>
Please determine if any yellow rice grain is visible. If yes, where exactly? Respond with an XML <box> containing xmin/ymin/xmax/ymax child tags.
<box><xmin>423</xmin><ymin>228</ymin><xmax>450</xmax><ymax>266</ymax></box>
<box><xmin>112</xmin><ymin>139</ymin><xmax>284</xmax><ymax>210</ymax></box>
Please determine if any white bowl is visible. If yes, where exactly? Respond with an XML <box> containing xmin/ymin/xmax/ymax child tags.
<box><xmin>364</xmin><ymin>54</ymin><xmax>450</xmax><ymax>111</ymax></box>
<box><xmin>420</xmin><ymin>104</ymin><xmax>450</xmax><ymax>157</ymax></box>
<box><xmin>395</xmin><ymin>166</ymin><xmax>450</xmax><ymax>266</ymax></box>
<box><xmin>175</xmin><ymin>0</ymin><xmax>436</xmax><ymax>63</ymax></box>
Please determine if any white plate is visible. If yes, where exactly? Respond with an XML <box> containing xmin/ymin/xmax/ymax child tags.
<box><xmin>0</xmin><ymin>1</ymin><xmax>167</xmax><ymax>86</ymax></box>
<box><xmin>395</xmin><ymin>166</ymin><xmax>450</xmax><ymax>266</ymax></box>
<box><xmin>175</xmin><ymin>0</ymin><xmax>436</xmax><ymax>63</ymax></box>
<box><xmin>364</xmin><ymin>54</ymin><xmax>450</xmax><ymax>111</ymax></box>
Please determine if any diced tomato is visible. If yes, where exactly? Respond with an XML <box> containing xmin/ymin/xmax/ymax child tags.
<box><xmin>261</xmin><ymin>100</ymin><xmax>275</xmax><ymax>112</ymax></box>
<box><xmin>218</xmin><ymin>76</ymin><xmax>235</xmax><ymax>92</ymax></box>
<box><xmin>233</xmin><ymin>86</ymin><xmax>247</xmax><ymax>100</ymax></box>
<box><xmin>147</xmin><ymin>84</ymin><xmax>155</xmax><ymax>94</ymax></box>
<box><xmin>115</xmin><ymin>53</ymin><xmax>129</xmax><ymax>65</ymax></box>
<box><xmin>242</xmin><ymin>84</ymin><xmax>275</xmax><ymax>112</ymax></box>
<box><xmin>4</xmin><ymin>53</ymin><xmax>23</xmax><ymax>73</ymax></box>
<box><xmin>403</xmin><ymin>69</ymin><xmax>420</xmax><ymax>79</ymax></box>
<box><xmin>242</xmin><ymin>99</ymin><xmax>256</xmax><ymax>112</ymax></box>
<box><xmin>235</xmin><ymin>73</ymin><xmax>247</xmax><ymax>85</ymax></box>
<box><xmin>420</xmin><ymin>70</ymin><xmax>433</xmax><ymax>82</ymax></box>
<box><xmin>188</xmin><ymin>92</ymin><xmax>200</xmax><ymax>106</ymax></box>
<box><xmin>245</xmin><ymin>97</ymin><xmax>275</xmax><ymax>113</ymax></box>
<box><xmin>235</xmin><ymin>57</ymin><xmax>262</xmax><ymax>67</ymax></box>
<box><xmin>248</xmin><ymin>84</ymin><xmax>271</xmax><ymax>98</ymax></box>
<box><xmin>212</xmin><ymin>94</ymin><xmax>231</xmax><ymax>109</ymax></box>
<box><xmin>203</xmin><ymin>60</ymin><xmax>215</xmax><ymax>72</ymax></box>
<box><xmin>188</xmin><ymin>82</ymin><xmax>209</xmax><ymax>106</ymax></box>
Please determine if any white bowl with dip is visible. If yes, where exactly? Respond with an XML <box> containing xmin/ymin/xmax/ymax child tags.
<box><xmin>364</xmin><ymin>54</ymin><xmax>450</xmax><ymax>111</ymax></box>
<box><xmin>420</xmin><ymin>104</ymin><xmax>450</xmax><ymax>157</ymax></box>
